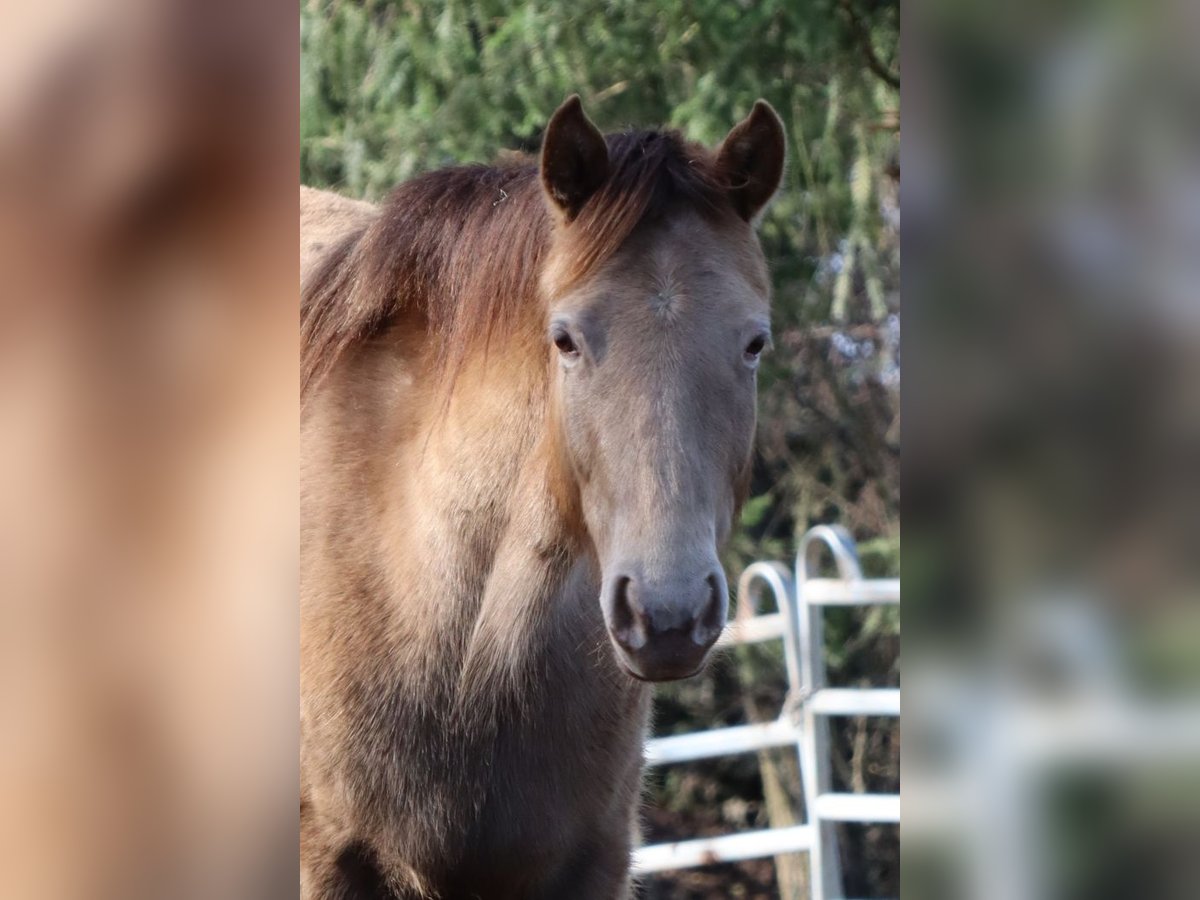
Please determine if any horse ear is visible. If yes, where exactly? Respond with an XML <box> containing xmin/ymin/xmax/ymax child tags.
<box><xmin>540</xmin><ymin>95</ymin><xmax>609</xmax><ymax>222</ymax></box>
<box><xmin>715</xmin><ymin>100</ymin><xmax>787</xmax><ymax>222</ymax></box>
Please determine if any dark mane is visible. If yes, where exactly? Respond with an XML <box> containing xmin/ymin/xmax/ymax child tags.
<box><xmin>301</xmin><ymin>129</ymin><xmax>733</xmax><ymax>398</ymax></box>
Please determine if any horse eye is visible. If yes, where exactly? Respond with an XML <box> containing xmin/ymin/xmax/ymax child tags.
<box><xmin>552</xmin><ymin>329</ymin><xmax>579</xmax><ymax>357</ymax></box>
<box><xmin>744</xmin><ymin>335</ymin><xmax>768</xmax><ymax>358</ymax></box>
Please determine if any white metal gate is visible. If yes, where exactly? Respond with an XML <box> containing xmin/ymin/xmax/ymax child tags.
<box><xmin>633</xmin><ymin>525</ymin><xmax>900</xmax><ymax>900</ymax></box>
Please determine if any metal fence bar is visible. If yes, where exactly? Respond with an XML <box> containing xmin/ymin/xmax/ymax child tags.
<box><xmin>736</xmin><ymin>561</ymin><xmax>802</xmax><ymax>691</ymax></box>
<box><xmin>644</xmin><ymin>719</ymin><xmax>802</xmax><ymax>766</ymax></box>
<box><xmin>813</xmin><ymin>793</ymin><xmax>902</xmax><ymax>823</ymax></box>
<box><xmin>797</xmin><ymin>527</ymin><xmax>857</xmax><ymax>900</ymax></box>
<box><xmin>801</xmin><ymin>578</ymin><xmax>900</xmax><ymax>606</ymax></box>
<box><xmin>717</xmin><ymin>611</ymin><xmax>788</xmax><ymax>645</ymax></box>
<box><xmin>809</xmin><ymin>688</ymin><xmax>901</xmax><ymax>717</ymax></box>
<box><xmin>633</xmin><ymin>825</ymin><xmax>815</xmax><ymax>874</ymax></box>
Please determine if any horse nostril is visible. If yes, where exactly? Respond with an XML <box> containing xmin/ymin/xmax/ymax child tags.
<box><xmin>692</xmin><ymin>572</ymin><xmax>726</xmax><ymax>647</ymax></box>
<box><xmin>610</xmin><ymin>575</ymin><xmax>648</xmax><ymax>651</ymax></box>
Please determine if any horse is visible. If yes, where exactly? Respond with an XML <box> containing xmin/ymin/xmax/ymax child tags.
<box><xmin>300</xmin><ymin>95</ymin><xmax>785</xmax><ymax>899</ymax></box>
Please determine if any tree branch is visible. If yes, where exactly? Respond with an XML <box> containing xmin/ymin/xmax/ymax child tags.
<box><xmin>839</xmin><ymin>0</ymin><xmax>900</xmax><ymax>90</ymax></box>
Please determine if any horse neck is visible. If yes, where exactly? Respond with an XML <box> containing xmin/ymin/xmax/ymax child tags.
<box><xmin>367</xmin><ymin>333</ymin><xmax>594</xmax><ymax>686</ymax></box>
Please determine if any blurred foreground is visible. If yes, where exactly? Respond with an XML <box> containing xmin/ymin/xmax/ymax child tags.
<box><xmin>906</xmin><ymin>1</ymin><xmax>1200</xmax><ymax>898</ymax></box>
<box><xmin>0</xmin><ymin>1</ymin><xmax>297</xmax><ymax>897</ymax></box>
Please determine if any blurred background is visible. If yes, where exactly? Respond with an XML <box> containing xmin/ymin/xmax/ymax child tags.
<box><xmin>0</xmin><ymin>1</ymin><xmax>297</xmax><ymax>897</ymax></box>
<box><xmin>904</xmin><ymin>0</ymin><xmax>1200</xmax><ymax>898</ymax></box>
<box><xmin>301</xmin><ymin>1</ymin><xmax>900</xmax><ymax>897</ymax></box>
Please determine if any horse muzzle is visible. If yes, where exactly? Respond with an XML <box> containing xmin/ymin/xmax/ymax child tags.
<box><xmin>602</xmin><ymin>565</ymin><xmax>728</xmax><ymax>681</ymax></box>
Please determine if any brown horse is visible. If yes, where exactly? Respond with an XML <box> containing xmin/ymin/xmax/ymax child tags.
<box><xmin>300</xmin><ymin>96</ymin><xmax>785</xmax><ymax>899</ymax></box>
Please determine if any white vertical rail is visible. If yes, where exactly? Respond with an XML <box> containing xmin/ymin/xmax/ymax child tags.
<box><xmin>797</xmin><ymin>526</ymin><xmax>861</xmax><ymax>900</ymax></box>
<box><xmin>735</xmin><ymin>561</ymin><xmax>800</xmax><ymax>693</ymax></box>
